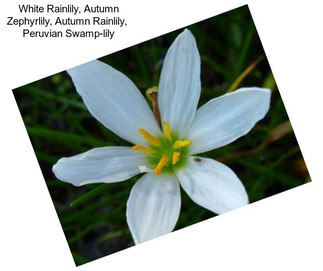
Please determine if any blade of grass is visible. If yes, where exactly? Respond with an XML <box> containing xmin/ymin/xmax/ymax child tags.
<box><xmin>27</xmin><ymin>127</ymin><xmax>107</xmax><ymax>150</ymax></box>
<box><xmin>72</xmin><ymin>252</ymin><xmax>89</xmax><ymax>265</ymax></box>
<box><xmin>98</xmin><ymin>230</ymin><xmax>123</xmax><ymax>243</ymax></box>
<box><xmin>46</xmin><ymin>179</ymin><xmax>70</xmax><ymax>187</ymax></box>
<box><xmin>61</xmin><ymin>190</ymin><xmax>129</xmax><ymax>226</ymax></box>
<box><xmin>35</xmin><ymin>151</ymin><xmax>59</xmax><ymax>164</ymax></box>
<box><xmin>262</xmin><ymin>71</ymin><xmax>276</xmax><ymax>90</ymax></box>
<box><xmin>67</xmin><ymin>205</ymin><xmax>125</xmax><ymax>245</ymax></box>
<box><xmin>202</xmin><ymin>55</ymin><xmax>228</xmax><ymax>77</ymax></box>
<box><xmin>70</xmin><ymin>184</ymin><xmax>110</xmax><ymax>207</ymax></box>
<box><xmin>24</xmin><ymin>85</ymin><xmax>87</xmax><ymax>110</ymax></box>
<box><xmin>132</xmin><ymin>46</ymin><xmax>151</xmax><ymax>85</ymax></box>
<box><xmin>68</xmin><ymin>221</ymin><xmax>103</xmax><ymax>245</ymax></box>
<box><xmin>189</xmin><ymin>25</ymin><xmax>226</xmax><ymax>59</ymax></box>
<box><xmin>227</xmin><ymin>55</ymin><xmax>264</xmax><ymax>92</ymax></box>
<box><xmin>240</xmin><ymin>152</ymin><xmax>300</xmax><ymax>187</ymax></box>
<box><xmin>60</xmin><ymin>198</ymin><xmax>112</xmax><ymax>225</ymax></box>
<box><xmin>217</xmin><ymin>121</ymin><xmax>293</xmax><ymax>162</ymax></box>
<box><xmin>233</xmin><ymin>21</ymin><xmax>255</xmax><ymax>80</ymax></box>
<box><xmin>249</xmin><ymin>147</ymin><xmax>301</xmax><ymax>195</ymax></box>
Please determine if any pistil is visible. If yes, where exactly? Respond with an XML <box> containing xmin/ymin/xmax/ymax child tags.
<box><xmin>132</xmin><ymin>121</ymin><xmax>191</xmax><ymax>175</ymax></box>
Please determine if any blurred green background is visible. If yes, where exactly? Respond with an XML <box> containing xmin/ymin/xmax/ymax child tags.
<box><xmin>13</xmin><ymin>5</ymin><xmax>309</xmax><ymax>266</ymax></box>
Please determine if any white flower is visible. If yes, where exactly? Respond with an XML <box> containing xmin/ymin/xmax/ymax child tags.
<box><xmin>53</xmin><ymin>29</ymin><xmax>271</xmax><ymax>244</ymax></box>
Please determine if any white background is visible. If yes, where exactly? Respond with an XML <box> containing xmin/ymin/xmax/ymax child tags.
<box><xmin>0</xmin><ymin>0</ymin><xmax>322</xmax><ymax>270</ymax></box>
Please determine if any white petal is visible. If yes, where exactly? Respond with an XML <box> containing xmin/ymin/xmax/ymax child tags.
<box><xmin>189</xmin><ymin>88</ymin><xmax>271</xmax><ymax>154</ymax></box>
<box><xmin>126</xmin><ymin>173</ymin><xmax>181</xmax><ymax>244</ymax></box>
<box><xmin>176</xmin><ymin>156</ymin><xmax>248</xmax><ymax>214</ymax></box>
<box><xmin>158</xmin><ymin>29</ymin><xmax>201</xmax><ymax>137</ymax></box>
<box><xmin>52</xmin><ymin>147</ymin><xmax>148</xmax><ymax>186</ymax></box>
<box><xmin>67</xmin><ymin>60</ymin><xmax>161</xmax><ymax>145</ymax></box>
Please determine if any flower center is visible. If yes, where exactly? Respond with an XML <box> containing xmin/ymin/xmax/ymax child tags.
<box><xmin>131</xmin><ymin>121</ymin><xmax>191</xmax><ymax>175</ymax></box>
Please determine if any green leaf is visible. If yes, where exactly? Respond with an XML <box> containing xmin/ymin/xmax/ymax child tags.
<box><xmin>24</xmin><ymin>85</ymin><xmax>87</xmax><ymax>110</ymax></box>
<box><xmin>70</xmin><ymin>184</ymin><xmax>109</xmax><ymax>207</ymax></box>
<box><xmin>27</xmin><ymin>127</ymin><xmax>107</xmax><ymax>151</ymax></box>
<box><xmin>72</xmin><ymin>252</ymin><xmax>89</xmax><ymax>265</ymax></box>
<box><xmin>98</xmin><ymin>230</ymin><xmax>123</xmax><ymax>243</ymax></box>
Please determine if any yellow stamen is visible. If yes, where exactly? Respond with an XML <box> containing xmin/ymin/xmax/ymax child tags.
<box><xmin>172</xmin><ymin>152</ymin><xmax>180</xmax><ymax>165</ymax></box>
<box><xmin>173</xmin><ymin>140</ymin><xmax>192</xmax><ymax>150</ymax></box>
<box><xmin>131</xmin><ymin>144</ymin><xmax>155</xmax><ymax>154</ymax></box>
<box><xmin>163</xmin><ymin>121</ymin><xmax>172</xmax><ymax>140</ymax></box>
<box><xmin>154</xmin><ymin>155</ymin><xmax>169</xmax><ymax>175</ymax></box>
<box><xmin>138</xmin><ymin>128</ymin><xmax>161</xmax><ymax>146</ymax></box>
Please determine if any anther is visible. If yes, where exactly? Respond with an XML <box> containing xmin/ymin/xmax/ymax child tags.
<box><xmin>154</xmin><ymin>155</ymin><xmax>169</xmax><ymax>175</ymax></box>
<box><xmin>173</xmin><ymin>140</ymin><xmax>192</xmax><ymax>150</ymax></box>
<box><xmin>172</xmin><ymin>152</ymin><xmax>180</xmax><ymax>165</ymax></box>
<box><xmin>138</xmin><ymin>128</ymin><xmax>161</xmax><ymax>146</ymax></box>
<box><xmin>163</xmin><ymin>121</ymin><xmax>172</xmax><ymax>140</ymax></box>
<box><xmin>131</xmin><ymin>144</ymin><xmax>155</xmax><ymax>154</ymax></box>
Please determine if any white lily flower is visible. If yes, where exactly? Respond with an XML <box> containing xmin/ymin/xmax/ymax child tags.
<box><xmin>53</xmin><ymin>29</ymin><xmax>271</xmax><ymax>244</ymax></box>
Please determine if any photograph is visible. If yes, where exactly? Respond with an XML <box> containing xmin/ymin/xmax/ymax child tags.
<box><xmin>12</xmin><ymin>5</ymin><xmax>309</xmax><ymax>266</ymax></box>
